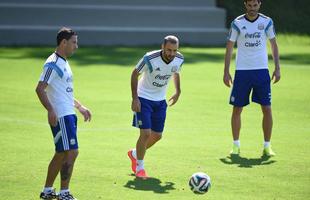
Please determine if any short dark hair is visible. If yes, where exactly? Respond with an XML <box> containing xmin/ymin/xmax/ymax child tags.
<box><xmin>56</xmin><ymin>27</ymin><xmax>77</xmax><ymax>45</ymax></box>
<box><xmin>244</xmin><ymin>0</ymin><xmax>261</xmax><ymax>3</ymax></box>
<box><xmin>163</xmin><ymin>35</ymin><xmax>179</xmax><ymax>45</ymax></box>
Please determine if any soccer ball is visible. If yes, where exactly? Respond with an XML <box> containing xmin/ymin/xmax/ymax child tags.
<box><xmin>189</xmin><ymin>172</ymin><xmax>211</xmax><ymax>194</ymax></box>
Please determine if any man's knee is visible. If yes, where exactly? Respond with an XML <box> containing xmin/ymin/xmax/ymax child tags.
<box><xmin>232</xmin><ymin>106</ymin><xmax>243</xmax><ymax>116</ymax></box>
<box><xmin>69</xmin><ymin>149</ymin><xmax>79</xmax><ymax>158</ymax></box>
<box><xmin>151</xmin><ymin>132</ymin><xmax>162</xmax><ymax>141</ymax></box>
<box><xmin>63</xmin><ymin>149</ymin><xmax>79</xmax><ymax>161</ymax></box>
<box><xmin>140</xmin><ymin>129</ymin><xmax>151</xmax><ymax>139</ymax></box>
<box><xmin>261</xmin><ymin>105</ymin><xmax>272</xmax><ymax>115</ymax></box>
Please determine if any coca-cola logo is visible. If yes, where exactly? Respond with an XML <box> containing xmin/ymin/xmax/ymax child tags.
<box><xmin>245</xmin><ymin>32</ymin><xmax>261</xmax><ymax>39</ymax></box>
<box><xmin>155</xmin><ymin>74</ymin><xmax>171</xmax><ymax>80</ymax></box>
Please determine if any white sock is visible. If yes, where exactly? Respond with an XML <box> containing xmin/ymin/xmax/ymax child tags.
<box><xmin>233</xmin><ymin>140</ymin><xmax>240</xmax><ymax>147</ymax></box>
<box><xmin>59</xmin><ymin>189</ymin><xmax>69</xmax><ymax>195</ymax></box>
<box><xmin>132</xmin><ymin>149</ymin><xmax>137</xmax><ymax>159</ymax></box>
<box><xmin>43</xmin><ymin>187</ymin><xmax>53</xmax><ymax>193</ymax></box>
<box><xmin>264</xmin><ymin>141</ymin><xmax>270</xmax><ymax>148</ymax></box>
<box><xmin>136</xmin><ymin>160</ymin><xmax>144</xmax><ymax>172</ymax></box>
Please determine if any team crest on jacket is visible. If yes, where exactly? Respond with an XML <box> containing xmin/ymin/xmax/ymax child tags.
<box><xmin>258</xmin><ymin>23</ymin><xmax>264</xmax><ymax>30</ymax></box>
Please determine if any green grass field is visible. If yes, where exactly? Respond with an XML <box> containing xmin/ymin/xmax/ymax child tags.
<box><xmin>0</xmin><ymin>34</ymin><xmax>309</xmax><ymax>200</ymax></box>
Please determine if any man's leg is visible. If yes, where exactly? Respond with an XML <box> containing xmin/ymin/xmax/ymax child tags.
<box><xmin>40</xmin><ymin>152</ymin><xmax>64</xmax><ymax>199</ymax></box>
<box><xmin>231</xmin><ymin>106</ymin><xmax>243</xmax><ymax>154</ymax></box>
<box><xmin>136</xmin><ymin>129</ymin><xmax>151</xmax><ymax>160</ymax></box>
<box><xmin>146</xmin><ymin>131</ymin><xmax>162</xmax><ymax>149</ymax></box>
<box><xmin>261</xmin><ymin>105</ymin><xmax>272</xmax><ymax>141</ymax></box>
<box><xmin>261</xmin><ymin>105</ymin><xmax>275</xmax><ymax>156</ymax></box>
<box><xmin>136</xmin><ymin>129</ymin><xmax>151</xmax><ymax>169</ymax></box>
<box><xmin>59</xmin><ymin>149</ymin><xmax>78</xmax><ymax>190</ymax></box>
<box><xmin>134</xmin><ymin>129</ymin><xmax>152</xmax><ymax>178</ymax></box>
<box><xmin>128</xmin><ymin>131</ymin><xmax>162</xmax><ymax>174</ymax></box>
<box><xmin>232</xmin><ymin>106</ymin><xmax>243</xmax><ymax>140</ymax></box>
<box><xmin>45</xmin><ymin>152</ymin><xmax>65</xmax><ymax>187</ymax></box>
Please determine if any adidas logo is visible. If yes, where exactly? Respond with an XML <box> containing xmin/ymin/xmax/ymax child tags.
<box><xmin>242</xmin><ymin>26</ymin><xmax>246</xmax><ymax>30</ymax></box>
<box><xmin>155</xmin><ymin>67</ymin><xmax>160</xmax><ymax>71</ymax></box>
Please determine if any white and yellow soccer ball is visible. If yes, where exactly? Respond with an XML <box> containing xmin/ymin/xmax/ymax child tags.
<box><xmin>189</xmin><ymin>172</ymin><xmax>211</xmax><ymax>194</ymax></box>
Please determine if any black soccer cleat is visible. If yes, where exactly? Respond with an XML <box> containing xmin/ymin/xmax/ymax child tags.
<box><xmin>57</xmin><ymin>192</ymin><xmax>77</xmax><ymax>200</ymax></box>
<box><xmin>40</xmin><ymin>188</ymin><xmax>57</xmax><ymax>199</ymax></box>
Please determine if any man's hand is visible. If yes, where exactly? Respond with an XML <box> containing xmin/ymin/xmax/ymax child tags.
<box><xmin>272</xmin><ymin>68</ymin><xmax>281</xmax><ymax>84</ymax></box>
<box><xmin>168</xmin><ymin>93</ymin><xmax>180</xmax><ymax>106</ymax></box>
<box><xmin>223</xmin><ymin>72</ymin><xmax>232</xmax><ymax>87</ymax></box>
<box><xmin>131</xmin><ymin>98</ymin><xmax>141</xmax><ymax>112</ymax></box>
<box><xmin>78</xmin><ymin>105</ymin><xmax>92</xmax><ymax>122</ymax></box>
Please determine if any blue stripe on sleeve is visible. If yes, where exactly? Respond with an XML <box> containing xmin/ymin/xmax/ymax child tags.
<box><xmin>143</xmin><ymin>56</ymin><xmax>153</xmax><ymax>73</ymax></box>
<box><xmin>227</xmin><ymin>29</ymin><xmax>232</xmax><ymax>40</ymax></box>
<box><xmin>43</xmin><ymin>67</ymin><xmax>53</xmax><ymax>82</ymax></box>
<box><xmin>44</xmin><ymin>62</ymin><xmax>64</xmax><ymax>78</ymax></box>
<box><xmin>231</xmin><ymin>22</ymin><xmax>240</xmax><ymax>33</ymax></box>
<box><xmin>265</xmin><ymin>19</ymin><xmax>273</xmax><ymax>33</ymax></box>
<box><xmin>137</xmin><ymin>60</ymin><xmax>145</xmax><ymax>72</ymax></box>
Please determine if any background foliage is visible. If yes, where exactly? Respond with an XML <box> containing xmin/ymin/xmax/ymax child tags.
<box><xmin>217</xmin><ymin>0</ymin><xmax>310</xmax><ymax>34</ymax></box>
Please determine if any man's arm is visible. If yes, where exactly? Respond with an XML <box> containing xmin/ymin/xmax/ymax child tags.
<box><xmin>35</xmin><ymin>81</ymin><xmax>57</xmax><ymax>126</ymax></box>
<box><xmin>168</xmin><ymin>73</ymin><xmax>181</xmax><ymax>106</ymax></box>
<box><xmin>131</xmin><ymin>68</ymin><xmax>141</xmax><ymax>112</ymax></box>
<box><xmin>223</xmin><ymin>41</ymin><xmax>235</xmax><ymax>87</ymax></box>
<box><xmin>74</xmin><ymin>99</ymin><xmax>91</xmax><ymax>122</ymax></box>
<box><xmin>269</xmin><ymin>38</ymin><xmax>281</xmax><ymax>84</ymax></box>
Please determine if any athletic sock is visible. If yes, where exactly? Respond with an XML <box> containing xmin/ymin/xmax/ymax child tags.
<box><xmin>264</xmin><ymin>141</ymin><xmax>270</xmax><ymax>148</ymax></box>
<box><xmin>43</xmin><ymin>187</ymin><xmax>53</xmax><ymax>193</ymax></box>
<box><xmin>233</xmin><ymin>140</ymin><xmax>240</xmax><ymax>147</ymax></box>
<box><xmin>136</xmin><ymin>160</ymin><xmax>144</xmax><ymax>172</ymax></box>
<box><xmin>59</xmin><ymin>189</ymin><xmax>69</xmax><ymax>195</ymax></box>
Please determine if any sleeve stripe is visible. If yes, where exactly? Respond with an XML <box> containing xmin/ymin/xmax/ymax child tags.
<box><xmin>227</xmin><ymin>28</ymin><xmax>232</xmax><ymax>40</ymax></box>
<box><xmin>43</xmin><ymin>67</ymin><xmax>53</xmax><ymax>82</ymax></box>
<box><xmin>137</xmin><ymin>61</ymin><xmax>145</xmax><ymax>72</ymax></box>
<box><xmin>265</xmin><ymin>20</ymin><xmax>273</xmax><ymax>33</ymax></box>
<box><xmin>176</xmin><ymin>52</ymin><xmax>184</xmax><ymax>60</ymax></box>
<box><xmin>44</xmin><ymin>62</ymin><xmax>63</xmax><ymax>78</ymax></box>
<box><xmin>231</xmin><ymin>22</ymin><xmax>240</xmax><ymax>33</ymax></box>
<box><xmin>180</xmin><ymin>60</ymin><xmax>184</xmax><ymax>68</ymax></box>
<box><xmin>143</xmin><ymin>56</ymin><xmax>153</xmax><ymax>73</ymax></box>
<box><xmin>148</xmin><ymin>51</ymin><xmax>161</xmax><ymax>60</ymax></box>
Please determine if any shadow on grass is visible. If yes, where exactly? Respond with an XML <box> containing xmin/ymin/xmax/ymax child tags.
<box><xmin>0</xmin><ymin>46</ymin><xmax>225</xmax><ymax>66</ymax></box>
<box><xmin>279</xmin><ymin>53</ymin><xmax>310</xmax><ymax>65</ymax></box>
<box><xmin>124</xmin><ymin>175</ymin><xmax>175</xmax><ymax>194</ymax></box>
<box><xmin>1</xmin><ymin>47</ymin><xmax>309</xmax><ymax>66</ymax></box>
<box><xmin>219</xmin><ymin>154</ymin><xmax>276</xmax><ymax>168</ymax></box>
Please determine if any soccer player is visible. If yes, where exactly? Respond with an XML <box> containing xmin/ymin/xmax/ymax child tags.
<box><xmin>224</xmin><ymin>0</ymin><xmax>280</xmax><ymax>156</ymax></box>
<box><xmin>128</xmin><ymin>35</ymin><xmax>184</xmax><ymax>178</ymax></box>
<box><xmin>36</xmin><ymin>27</ymin><xmax>91</xmax><ymax>200</ymax></box>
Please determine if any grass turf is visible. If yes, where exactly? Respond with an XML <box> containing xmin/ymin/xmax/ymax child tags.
<box><xmin>0</xmin><ymin>34</ymin><xmax>309</xmax><ymax>200</ymax></box>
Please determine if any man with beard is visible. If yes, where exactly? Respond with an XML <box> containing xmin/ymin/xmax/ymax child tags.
<box><xmin>223</xmin><ymin>0</ymin><xmax>281</xmax><ymax>156</ymax></box>
<box><xmin>128</xmin><ymin>35</ymin><xmax>184</xmax><ymax>178</ymax></box>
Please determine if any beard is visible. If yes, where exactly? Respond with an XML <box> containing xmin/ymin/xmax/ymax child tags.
<box><xmin>248</xmin><ymin>10</ymin><xmax>257</xmax><ymax>16</ymax></box>
<box><xmin>163</xmin><ymin>53</ymin><xmax>175</xmax><ymax>62</ymax></box>
<box><xmin>167</xmin><ymin>56</ymin><xmax>175</xmax><ymax>61</ymax></box>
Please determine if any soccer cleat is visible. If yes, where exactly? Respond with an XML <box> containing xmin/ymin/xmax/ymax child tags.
<box><xmin>127</xmin><ymin>149</ymin><xmax>137</xmax><ymax>173</ymax></box>
<box><xmin>135</xmin><ymin>169</ymin><xmax>148</xmax><ymax>179</ymax></box>
<box><xmin>263</xmin><ymin>146</ymin><xmax>276</xmax><ymax>156</ymax></box>
<box><xmin>57</xmin><ymin>192</ymin><xmax>77</xmax><ymax>200</ymax></box>
<box><xmin>230</xmin><ymin>144</ymin><xmax>240</xmax><ymax>155</ymax></box>
<box><xmin>40</xmin><ymin>188</ymin><xmax>57</xmax><ymax>199</ymax></box>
